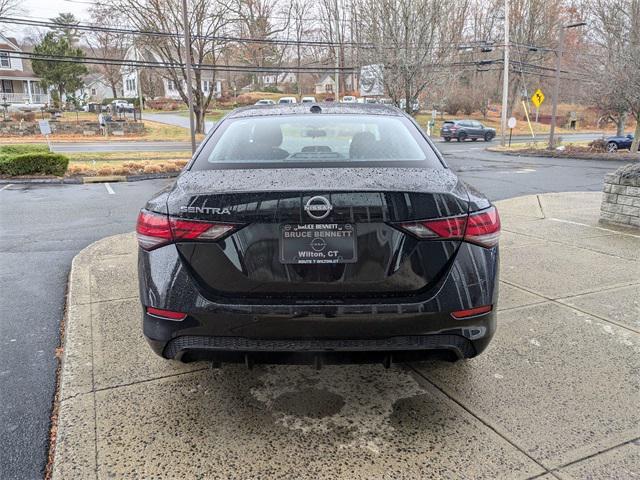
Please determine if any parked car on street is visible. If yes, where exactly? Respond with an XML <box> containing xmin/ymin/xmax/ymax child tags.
<box><xmin>137</xmin><ymin>103</ymin><xmax>500</xmax><ymax>367</ymax></box>
<box><xmin>441</xmin><ymin>119</ymin><xmax>496</xmax><ymax>142</ymax></box>
<box><xmin>605</xmin><ymin>133</ymin><xmax>634</xmax><ymax>152</ymax></box>
<box><xmin>278</xmin><ymin>96</ymin><xmax>297</xmax><ymax>104</ymax></box>
<box><xmin>341</xmin><ymin>95</ymin><xmax>357</xmax><ymax>103</ymax></box>
<box><xmin>301</xmin><ymin>96</ymin><xmax>317</xmax><ymax>103</ymax></box>
<box><xmin>255</xmin><ymin>99</ymin><xmax>276</xmax><ymax>105</ymax></box>
<box><xmin>110</xmin><ymin>99</ymin><xmax>135</xmax><ymax>113</ymax></box>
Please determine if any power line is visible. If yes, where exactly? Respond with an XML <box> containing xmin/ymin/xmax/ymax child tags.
<box><xmin>1</xmin><ymin>49</ymin><xmax>360</xmax><ymax>74</ymax></box>
<box><xmin>0</xmin><ymin>16</ymin><xmax>367</xmax><ymax>48</ymax></box>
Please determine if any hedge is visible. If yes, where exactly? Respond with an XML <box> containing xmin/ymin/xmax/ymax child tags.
<box><xmin>0</xmin><ymin>144</ymin><xmax>50</xmax><ymax>155</ymax></box>
<box><xmin>0</xmin><ymin>152</ymin><xmax>69</xmax><ymax>176</ymax></box>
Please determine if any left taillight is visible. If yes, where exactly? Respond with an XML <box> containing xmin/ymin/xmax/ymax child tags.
<box><xmin>136</xmin><ymin>210</ymin><xmax>238</xmax><ymax>251</ymax></box>
<box><xmin>397</xmin><ymin>206</ymin><xmax>500</xmax><ymax>248</ymax></box>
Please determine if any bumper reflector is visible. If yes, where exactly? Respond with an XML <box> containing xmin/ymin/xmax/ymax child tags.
<box><xmin>146</xmin><ymin>307</ymin><xmax>187</xmax><ymax>321</ymax></box>
<box><xmin>451</xmin><ymin>305</ymin><xmax>493</xmax><ymax>319</ymax></box>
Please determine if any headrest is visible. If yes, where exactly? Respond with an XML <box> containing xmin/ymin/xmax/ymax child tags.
<box><xmin>252</xmin><ymin>123</ymin><xmax>283</xmax><ymax>147</ymax></box>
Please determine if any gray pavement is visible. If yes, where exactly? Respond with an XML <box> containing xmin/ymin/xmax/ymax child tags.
<box><xmin>0</xmin><ymin>148</ymin><xmax>635</xmax><ymax>479</ymax></box>
<box><xmin>143</xmin><ymin>111</ymin><xmax>216</xmax><ymax>133</ymax></box>
<box><xmin>0</xmin><ymin>179</ymin><xmax>174</xmax><ymax>480</ymax></box>
<box><xmin>52</xmin><ymin>192</ymin><xmax>640</xmax><ymax>479</ymax></box>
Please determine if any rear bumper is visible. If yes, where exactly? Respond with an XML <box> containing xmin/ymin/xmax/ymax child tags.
<box><xmin>144</xmin><ymin>310</ymin><xmax>495</xmax><ymax>363</ymax></box>
<box><xmin>139</xmin><ymin>241</ymin><xmax>499</xmax><ymax>364</ymax></box>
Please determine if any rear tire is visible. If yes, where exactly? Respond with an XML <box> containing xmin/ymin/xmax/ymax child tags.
<box><xmin>443</xmin><ymin>137</ymin><xmax>451</xmax><ymax>142</ymax></box>
<box><xmin>457</xmin><ymin>132</ymin><xmax>467</xmax><ymax>142</ymax></box>
<box><xmin>607</xmin><ymin>142</ymin><xmax>618</xmax><ymax>152</ymax></box>
<box><xmin>471</xmin><ymin>138</ymin><xmax>478</xmax><ymax>142</ymax></box>
<box><xmin>484</xmin><ymin>132</ymin><xmax>494</xmax><ymax>142</ymax></box>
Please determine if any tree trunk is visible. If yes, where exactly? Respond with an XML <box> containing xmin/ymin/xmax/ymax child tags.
<box><xmin>111</xmin><ymin>84</ymin><xmax>118</xmax><ymax>98</ymax></box>
<box><xmin>631</xmin><ymin>112</ymin><xmax>640</xmax><ymax>153</ymax></box>
<box><xmin>616</xmin><ymin>113</ymin><xmax>626</xmax><ymax>136</ymax></box>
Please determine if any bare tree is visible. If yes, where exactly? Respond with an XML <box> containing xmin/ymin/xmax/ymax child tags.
<box><xmin>583</xmin><ymin>0</ymin><xmax>640</xmax><ymax>150</ymax></box>
<box><xmin>358</xmin><ymin>0</ymin><xmax>468</xmax><ymax>114</ymax></box>
<box><xmin>0</xmin><ymin>0</ymin><xmax>23</xmax><ymax>17</ymax></box>
<box><xmin>228</xmin><ymin>0</ymin><xmax>291</xmax><ymax>89</ymax></box>
<box><xmin>109</xmin><ymin>0</ymin><xmax>234</xmax><ymax>133</ymax></box>
<box><xmin>87</xmin><ymin>4</ymin><xmax>130</xmax><ymax>98</ymax></box>
<box><xmin>290</xmin><ymin>0</ymin><xmax>314</xmax><ymax>96</ymax></box>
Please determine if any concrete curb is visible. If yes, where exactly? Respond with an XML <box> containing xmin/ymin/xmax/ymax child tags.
<box><xmin>50</xmin><ymin>192</ymin><xmax>640</xmax><ymax>479</ymax></box>
<box><xmin>0</xmin><ymin>172</ymin><xmax>179</xmax><ymax>185</ymax></box>
<box><xmin>486</xmin><ymin>147</ymin><xmax>640</xmax><ymax>162</ymax></box>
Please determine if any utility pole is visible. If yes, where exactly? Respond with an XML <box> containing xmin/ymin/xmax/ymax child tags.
<box><xmin>500</xmin><ymin>0</ymin><xmax>509</xmax><ymax>146</ymax></box>
<box><xmin>182</xmin><ymin>0</ymin><xmax>196</xmax><ymax>153</ymax></box>
<box><xmin>334</xmin><ymin>0</ymin><xmax>340</xmax><ymax>101</ymax></box>
<box><xmin>548</xmin><ymin>22</ymin><xmax>586</xmax><ymax>150</ymax></box>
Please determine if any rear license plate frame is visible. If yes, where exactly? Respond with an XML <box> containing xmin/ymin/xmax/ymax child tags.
<box><xmin>280</xmin><ymin>223</ymin><xmax>357</xmax><ymax>265</ymax></box>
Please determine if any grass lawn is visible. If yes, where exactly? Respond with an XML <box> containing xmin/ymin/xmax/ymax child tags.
<box><xmin>66</xmin><ymin>150</ymin><xmax>191</xmax><ymax>176</ymax></box>
<box><xmin>66</xmin><ymin>150</ymin><xmax>191</xmax><ymax>163</ymax></box>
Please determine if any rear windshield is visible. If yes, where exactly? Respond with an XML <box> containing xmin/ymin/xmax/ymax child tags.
<box><xmin>192</xmin><ymin>114</ymin><xmax>443</xmax><ymax>170</ymax></box>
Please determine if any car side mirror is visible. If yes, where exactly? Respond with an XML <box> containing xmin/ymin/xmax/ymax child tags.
<box><xmin>627</xmin><ymin>134</ymin><xmax>633</xmax><ymax>139</ymax></box>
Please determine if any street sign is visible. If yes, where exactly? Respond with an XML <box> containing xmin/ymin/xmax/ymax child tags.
<box><xmin>507</xmin><ymin>117</ymin><xmax>517</xmax><ymax>147</ymax></box>
<box><xmin>531</xmin><ymin>89</ymin><xmax>545</xmax><ymax>108</ymax></box>
<box><xmin>38</xmin><ymin>120</ymin><xmax>51</xmax><ymax>135</ymax></box>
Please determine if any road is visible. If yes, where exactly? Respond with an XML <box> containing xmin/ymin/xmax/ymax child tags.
<box><xmin>0</xmin><ymin>148</ymin><xmax>631</xmax><ymax>479</ymax></box>
<box><xmin>49</xmin><ymin>132</ymin><xmax>604</xmax><ymax>153</ymax></box>
<box><xmin>142</xmin><ymin>112</ymin><xmax>216</xmax><ymax>133</ymax></box>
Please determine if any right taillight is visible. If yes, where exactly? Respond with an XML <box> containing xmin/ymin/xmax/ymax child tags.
<box><xmin>464</xmin><ymin>206</ymin><xmax>500</xmax><ymax>248</ymax></box>
<box><xmin>136</xmin><ymin>210</ymin><xmax>239</xmax><ymax>251</ymax></box>
<box><xmin>397</xmin><ymin>206</ymin><xmax>500</xmax><ymax>248</ymax></box>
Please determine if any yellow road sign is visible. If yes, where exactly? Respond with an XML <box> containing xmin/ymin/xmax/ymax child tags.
<box><xmin>532</xmin><ymin>89</ymin><xmax>545</xmax><ymax>108</ymax></box>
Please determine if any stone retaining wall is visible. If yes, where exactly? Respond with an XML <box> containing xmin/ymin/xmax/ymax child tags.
<box><xmin>0</xmin><ymin>120</ymin><xmax>144</xmax><ymax>136</ymax></box>
<box><xmin>601</xmin><ymin>164</ymin><xmax>640</xmax><ymax>228</ymax></box>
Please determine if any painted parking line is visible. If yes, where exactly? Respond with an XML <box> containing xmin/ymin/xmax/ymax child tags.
<box><xmin>104</xmin><ymin>183</ymin><xmax>115</xmax><ymax>195</ymax></box>
<box><xmin>516</xmin><ymin>168</ymin><xmax>536</xmax><ymax>173</ymax></box>
<box><xmin>549</xmin><ymin>218</ymin><xmax>640</xmax><ymax>239</ymax></box>
<box><xmin>0</xmin><ymin>184</ymin><xmax>13</xmax><ymax>191</ymax></box>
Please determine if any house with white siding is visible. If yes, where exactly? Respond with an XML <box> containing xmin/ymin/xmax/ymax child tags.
<box><xmin>0</xmin><ymin>34</ymin><xmax>49</xmax><ymax>109</ymax></box>
<box><xmin>121</xmin><ymin>45</ymin><xmax>221</xmax><ymax>101</ymax></box>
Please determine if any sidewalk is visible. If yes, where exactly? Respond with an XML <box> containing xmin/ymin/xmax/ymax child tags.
<box><xmin>142</xmin><ymin>112</ymin><xmax>216</xmax><ymax>133</ymax></box>
<box><xmin>52</xmin><ymin>192</ymin><xmax>640</xmax><ymax>479</ymax></box>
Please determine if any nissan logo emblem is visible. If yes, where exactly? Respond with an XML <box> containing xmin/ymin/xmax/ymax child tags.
<box><xmin>304</xmin><ymin>195</ymin><xmax>332</xmax><ymax>220</ymax></box>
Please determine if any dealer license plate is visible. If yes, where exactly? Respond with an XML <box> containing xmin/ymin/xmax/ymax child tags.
<box><xmin>280</xmin><ymin>223</ymin><xmax>357</xmax><ymax>264</ymax></box>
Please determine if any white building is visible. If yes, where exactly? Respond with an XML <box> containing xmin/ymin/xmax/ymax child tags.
<box><xmin>0</xmin><ymin>34</ymin><xmax>49</xmax><ymax>109</ymax></box>
<box><xmin>260</xmin><ymin>71</ymin><xmax>297</xmax><ymax>87</ymax></box>
<box><xmin>121</xmin><ymin>46</ymin><xmax>221</xmax><ymax>101</ymax></box>
<box><xmin>74</xmin><ymin>73</ymin><xmax>116</xmax><ymax>103</ymax></box>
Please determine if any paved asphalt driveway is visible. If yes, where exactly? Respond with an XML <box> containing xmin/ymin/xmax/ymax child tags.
<box><xmin>0</xmin><ymin>179</ymin><xmax>173</xmax><ymax>480</ymax></box>
<box><xmin>0</xmin><ymin>148</ymin><xmax>633</xmax><ymax>479</ymax></box>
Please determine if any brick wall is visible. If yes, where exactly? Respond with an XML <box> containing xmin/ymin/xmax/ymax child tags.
<box><xmin>601</xmin><ymin>164</ymin><xmax>640</xmax><ymax>228</ymax></box>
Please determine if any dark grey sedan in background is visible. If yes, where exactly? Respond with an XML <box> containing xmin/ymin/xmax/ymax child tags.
<box><xmin>137</xmin><ymin>104</ymin><xmax>500</xmax><ymax>367</ymax></box>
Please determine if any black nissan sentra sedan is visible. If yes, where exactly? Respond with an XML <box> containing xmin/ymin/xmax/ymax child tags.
<box><xmin>137</xmin><ymin>103</ymin><xmax>500</xmax><ymax>367</ymax></box>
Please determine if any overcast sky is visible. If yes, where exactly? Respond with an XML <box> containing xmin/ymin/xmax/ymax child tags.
<box><xmin>7</xmin><ymin>0</ymin><xmax>90</xmax><ymax>40</ymax></box>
